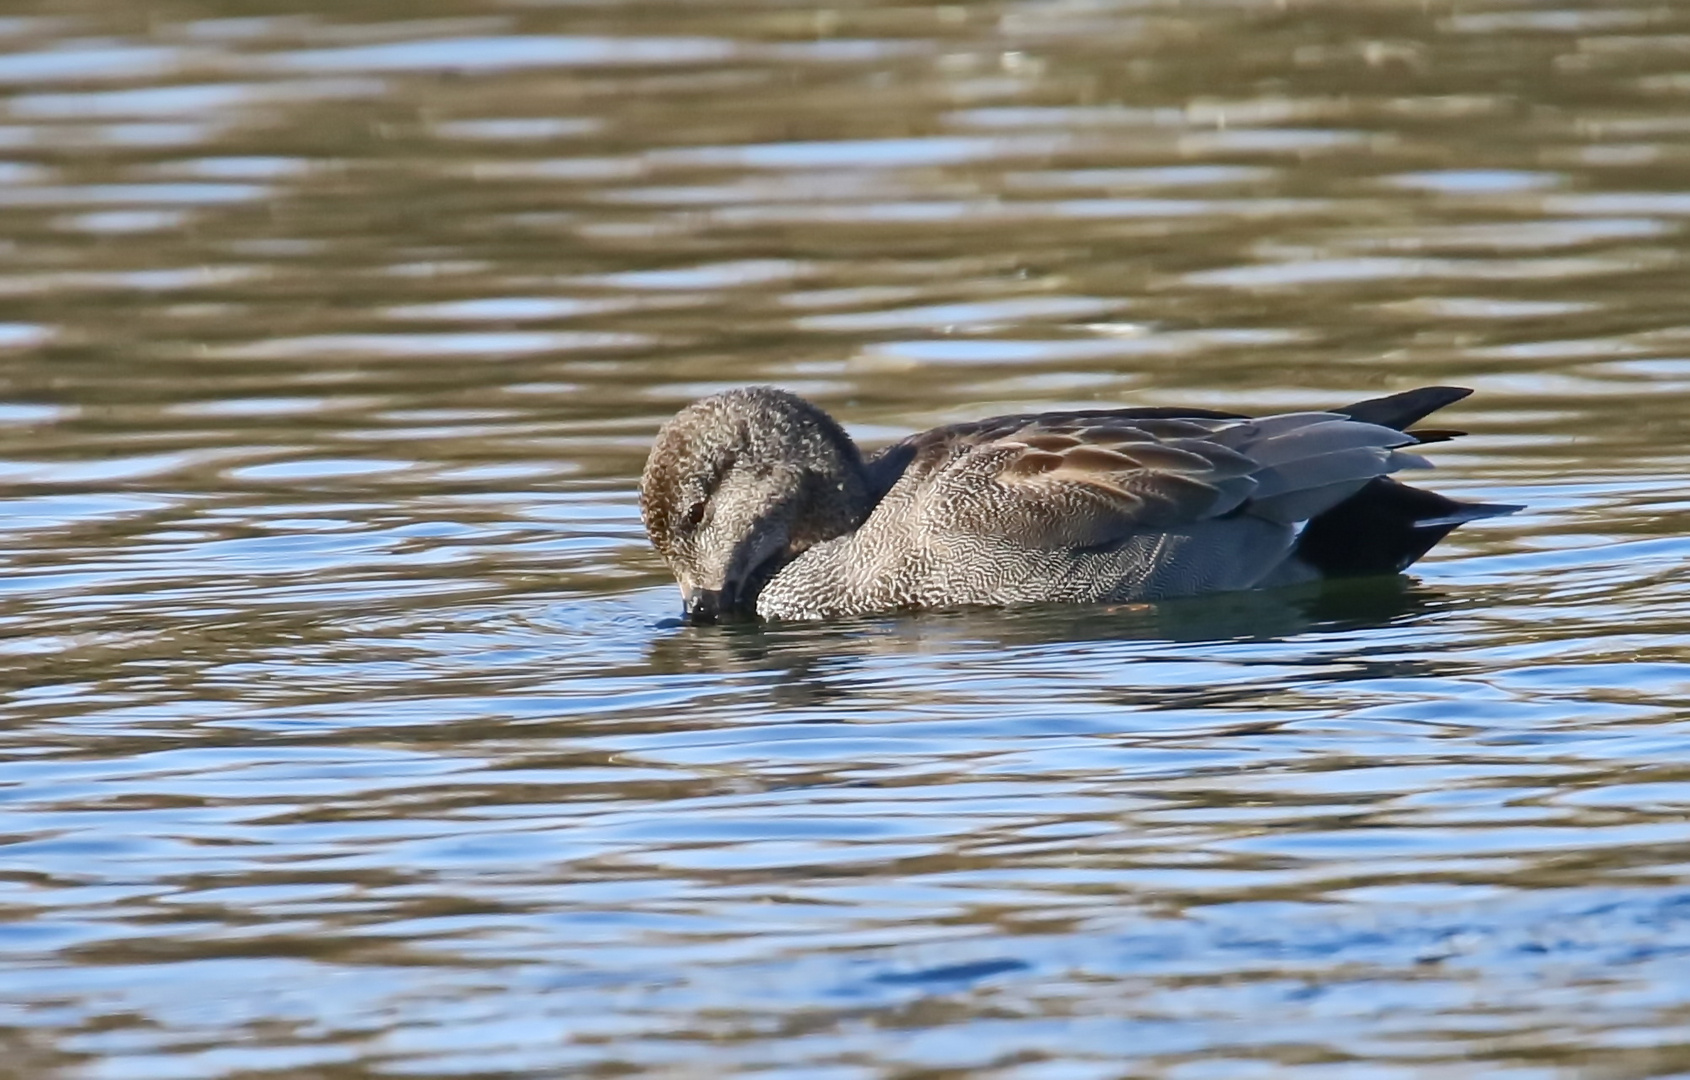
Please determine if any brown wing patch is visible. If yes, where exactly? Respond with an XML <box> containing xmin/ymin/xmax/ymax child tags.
<box><xmin>1016</xmin><ymin>433</ymin><xmax>1081</xmax><ymax>453</ymax></box>
<box><xmin>1126</xmin><ymin>471</ymin><xmax>1228</xmax><ymax>525</ymax></box>
<box><xmin>1001</xmin><ymin>448</ymin><xmax>1070</xmax><ymax>476</ymax></box>
<box><xmin>978</xmin><ymin>421</ymin><xmax>1255</xmax><ymax>544</ymax></box>
<box><xmin>1056</xmin><ymin>445</ymin><xmax>1145</xmax><ymax>475</ymax></box>
<box><xmin>1109</xmin><ymin>441</ymin><xmax>1222</xmax><ymax>473</ymax></box>
<box><xmin>1161</xmin><ymin>438</ymin><xmax>1258</xmax><ymax>478</ymax></box>
<box><xmin>871</xmin><ymin>408</ymin><xmax>1247</xmax><ymax>491</ymax></box>
<box><xmin>998</xmin><ymin>426</ymin><xmax>1254</xmax><ymax>486</ymax></box>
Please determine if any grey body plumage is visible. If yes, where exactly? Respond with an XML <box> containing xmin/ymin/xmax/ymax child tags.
<box><xmin>640</xmin><ymin>386</ymin><xmax>1517</xmax><ymax>622</ymax></box>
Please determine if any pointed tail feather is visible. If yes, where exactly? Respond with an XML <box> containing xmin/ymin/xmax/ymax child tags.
<box><xmin>1410</xmin><ymin>500</ymin><xmax>1523</xmax><ymax>529</ymax></box>
<box><xmin>1334</xmin><ymin>386</ymin><xmax>1472</xmax><ymax>431</ymax></box>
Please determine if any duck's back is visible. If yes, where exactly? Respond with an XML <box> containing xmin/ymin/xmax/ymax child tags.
<box><xmin>754</xmin><ymin>389</ymin><xmax>1514</xmax><ymax>620</ymax></box>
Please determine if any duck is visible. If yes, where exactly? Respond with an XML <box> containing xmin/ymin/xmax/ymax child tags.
<box><xmin>640</xmin><ymin>385</ymin><xmax>1517</xmax><ymax>622</ymax></box>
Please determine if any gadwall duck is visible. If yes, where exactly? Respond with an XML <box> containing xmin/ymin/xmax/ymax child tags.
<box><xmin>641</xmin><ymin>386</ymin><xmax>1517</xmax><ymax>622</ymax></box>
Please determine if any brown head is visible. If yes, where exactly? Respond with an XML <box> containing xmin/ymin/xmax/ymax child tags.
<box><xmin>640</xmin><ymin>387</ymin><xmax>871</xmax><ymax>621</ymax></box>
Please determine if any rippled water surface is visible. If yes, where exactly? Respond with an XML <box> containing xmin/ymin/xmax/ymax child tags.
<box><xmin>4</xmin><ymin>1</ymin><xmax>1690</xmax><ymax>1076</ymax></box>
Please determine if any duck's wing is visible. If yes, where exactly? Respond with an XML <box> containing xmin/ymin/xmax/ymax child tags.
<box><xmin>863</xmin><ymin>385</ymin><xmax>1477</xmax><ymax>499</ymax></box>
<box><xmin>862</xmin><ymin>405</ymin><xmax>1246</xmax><ymax>501</ymax></box>
<box><xmin>914</xmin><ymin>410</ymin><xmax>1433</xmax><ymax>550</ymax></box>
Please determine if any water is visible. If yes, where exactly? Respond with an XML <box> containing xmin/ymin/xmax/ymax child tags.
<box><xmin>2</xmin><ymin>1</ymin><xmax>1689</xmax><ymax>1076</ymax></box>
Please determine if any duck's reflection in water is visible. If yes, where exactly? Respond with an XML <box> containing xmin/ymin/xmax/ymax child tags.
<box><xmin>642</xmin><ymin>575</ymin><xmax>1462</xmax><ymax>713</ymax></box>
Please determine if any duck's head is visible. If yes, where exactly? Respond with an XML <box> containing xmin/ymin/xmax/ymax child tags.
<box><xmin>640</xmin><ymin>387</ymin><xmax>869</xmax><ymax>621</ymax></box>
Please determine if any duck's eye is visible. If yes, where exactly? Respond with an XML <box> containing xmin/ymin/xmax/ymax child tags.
<box><xmin>681</xmin><ymin>500</ymin><xmax>707</xmax><ymax>532</ymax></box>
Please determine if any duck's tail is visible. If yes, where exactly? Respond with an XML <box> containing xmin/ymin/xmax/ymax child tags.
<box><xmin>1293</xmin><ymin>386</ymin><xmax>1521</xmax><ymax>578</ymax></box>
<box><xmin>1294</xmin><ymin>477</ymin><xmax>1520</xmax><ymax>577</ymax></box>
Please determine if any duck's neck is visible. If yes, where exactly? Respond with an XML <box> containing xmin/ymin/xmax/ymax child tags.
<box><xmin>769</xmin><ymin>417</ymin><xmax>876</xmax><ymax>553</ymax></box>
<box><xmin>715</xmin><ymin>388</ymin><xmax>884</xmax><ymax>609</ymax></box>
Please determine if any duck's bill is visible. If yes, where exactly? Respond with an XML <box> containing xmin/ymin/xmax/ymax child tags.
<box><xmin>677</xmin><ymin>570</ymin><xmax>768</xmax><ymax>622</ymax></box>
<box><xmin>682</xmin><ymin>586</ymin><xmax>726</xmax><ymax>623</ymax></box>
<box><xmin>681</xmin><ymin>586</ymin><xmax>761</xmax><ymax>624</ymax></box>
